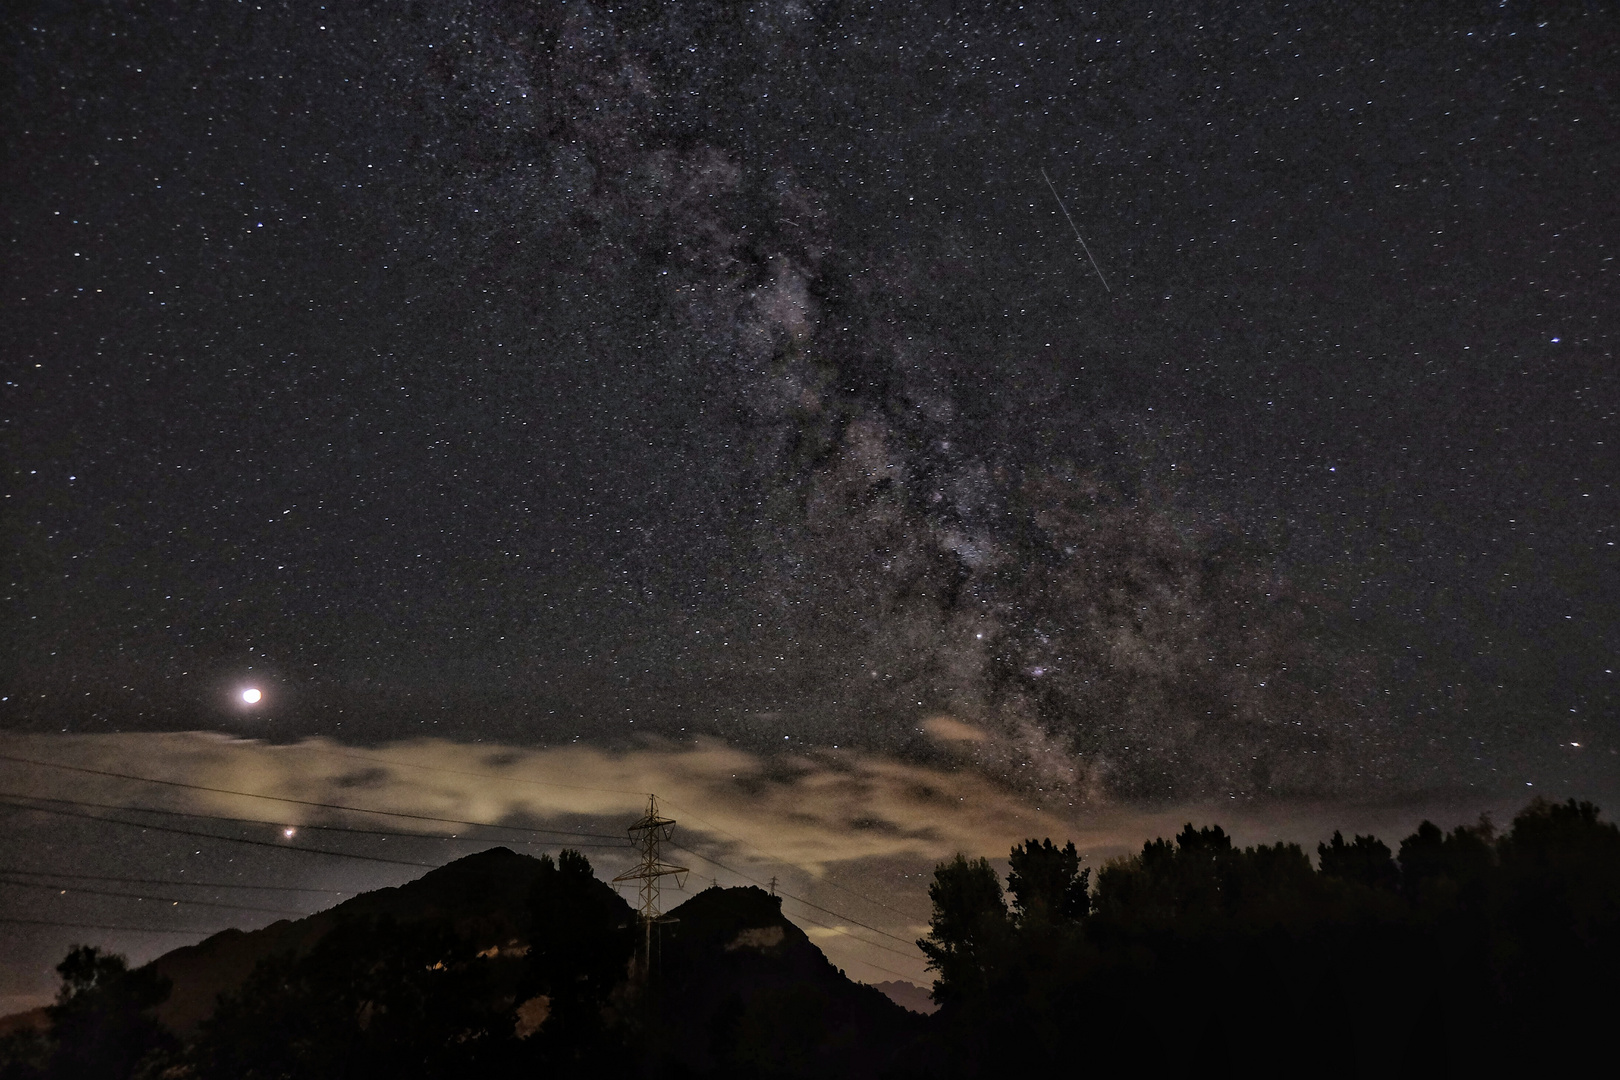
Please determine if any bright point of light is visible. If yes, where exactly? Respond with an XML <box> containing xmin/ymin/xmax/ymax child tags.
<box><xmin>242</xmin><ymin>688</ymin><xmax>261</xmax><ymax>704</ymax></box>
<box><xmin>283</xmin><ymin>827</ymin><xmax>297</xmax><ymax>838</ymax></box>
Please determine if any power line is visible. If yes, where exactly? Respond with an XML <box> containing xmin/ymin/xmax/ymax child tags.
<box><xmin>771</xmin><ymin>915</ymin><xmax>924</xmax><ymax>982</ymax></box>
<box><xmin>0</xmin><ymin>754</ymin><xmax>626</xmax><ymax>840</ymax></box>
<box><xmin>0</xmin><ymin>868</ymin><xmax>351</xmax><ymax>894</ymax></box>
<box><xmin>0</xmin><ymin>791</ymin><xmax>628</xmax><ymax>849</ymax></box>
<box><xmin>0</xmin><ymin>917</ymin><xmax>215</xmax><ymax>936</ymax></box>
<box><xmin>0</xmin><ymin>796</ymin><xmax>635</xmax><ymax>874</ymax></box>
<box><xmin>1</xmin><ymin>751</ymin><xmax>941</xmax><ymax>941</ymax></box>
<box><xmin>659</xmin><ymin>795</ymin><xmax>925</xmax><ymax>923</ymax></box>
<box><xmin>0</xmin><ymin>867</ymin><xmax>351</xmax><ymax>893</ymax></box>
<box><xmin>3</xmin><ymin>749</ymin><xmax>924</xmax><ymax>935</ymax></box>
<box><xmin>668</xmin><ymin>841</ymin><xmax>922</xmax><ymax>961</ymax></box>
<box><xmin>158</xmin><ymin>745</ymin><xmax>927</xmax><ymax>935</ymax></box>
<box><xmin>328</xmin><ymin>757</ymin><xmax>935</xmax><ymax>949</ymax></box>
<box><xmin>0</xmin><ymin>876</ymin><xmax>308</xmax><ymax>918</ymax></box>
<box><xmin>294</xmin><ymin>765</ymin><xmax>930</xmax><ymax>949</ymax></box>
<box><xmin>670</xmin><ymin>841</ymin><xmax>918</xmax><ymax>948</ymax></box>
<box><xmin>661</xmin><ymin>876</ymin><xmax>924</xmax><ymax>984</ymax></box>
<box><xmin>0</xmin><ymin>757</ymin><xmax>930</xmax><ymax>971</ymax></box>
<box><xmin>0</xmin><ymin>798</ymin><xmax>930</xmax><ymax>984</ymax></box>
<box><xmin>0</xmin><ymin>797</ymin><xmax>435</xmax><ymax>868</ymax></box>
<box><xmin>260</xmin><ymin>747</ymin><xmax>925</xmax><ymax>932</ymax></box>
<box><xmin>178</xmin><ymin>749</ymin><xmax>924</xmax><ymax>929</ymax></box>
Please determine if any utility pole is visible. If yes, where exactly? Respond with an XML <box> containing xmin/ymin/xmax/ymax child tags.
<box><xmin>612</xmin><ymin>794</ymin><xmax>689</xmax><ymax>974</ymax></box>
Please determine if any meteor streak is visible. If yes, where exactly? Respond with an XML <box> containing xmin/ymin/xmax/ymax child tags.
<box><xmin>1041</xmin><ymin>167</ymin><xmax>1111</xmax><ymax>293</ymax></box>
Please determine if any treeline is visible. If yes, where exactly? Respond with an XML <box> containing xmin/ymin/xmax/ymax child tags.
<box><xmin>915</xmin><ymin>797</ymin><xmax>1620</xmax><ymax>1078</ymax></box>
<box><xmin>4</xmin><ymin>799</ymin><xmax>1617</xmax><ymax>1079</ymax></box>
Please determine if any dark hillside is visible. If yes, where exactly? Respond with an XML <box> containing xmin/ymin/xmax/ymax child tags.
<box><xmin>12</xmin><ymin>800</ymin><xmax>1613</xmax><ymax>1079</ymax></box>
<box><xmin>645</xmin><ymin>887</ymin><xmax>923</xmax><ymax>1078</ymax></box>
<box><xmin>146</xmin><ymin>847</ymin><xmax>563</xmax><ymax>1034</ymax></box>
<box><xmin>0</xmin><ymin>850</ymin><xmax>918</xmax><ymax>1079</ymax></box>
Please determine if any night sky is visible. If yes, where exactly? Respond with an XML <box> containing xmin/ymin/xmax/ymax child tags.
<box><xmin>2</xmin><ymin>0</ymin><xmax>1616</xmax><ymax>1008</ymax></box>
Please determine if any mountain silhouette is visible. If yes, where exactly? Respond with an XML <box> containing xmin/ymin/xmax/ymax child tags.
<box><xmin>145</xmin><ymin>847</ymin><xmax>555</xmax><ymax>1034</ymax></box>
<box><xmin>99</xmin><ymin>847</ymin><xmax>921</xmax><ymax>1077</ymax></box>
<box><xmin>638</xmin><ymin>885</ymin><xmax>922</xmax><ymax>1076</ymax></box>
<box><xmin>869</xmin><ymin>980</ymin><xmax>938</xmax><ymax>1015</ymax></box>
<box><xmin>17</xmin><ymin>799</ymin><xmax>1614</xmax><ymax>1078</ymax></box>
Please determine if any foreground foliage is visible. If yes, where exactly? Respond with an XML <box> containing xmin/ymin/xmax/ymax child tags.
<box><xmin>917</xmin><ymin>797</ymin><xmax>1620</xmax><ymax>1077</ymax></box>
<box><xmin>0</xmin><ymin>946</ymin><xmax>176</xmax><ymax>1080</ymax></box>
<box><xmin>4</xmin><ymin>799</ymin><xmax>1617</xmax><ymax>1078</ymax></box>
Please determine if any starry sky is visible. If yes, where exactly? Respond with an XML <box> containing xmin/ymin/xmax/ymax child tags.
<box><xmin>0</xmin><ymin>0</ymin><xmax>1616</xmax><ymax>1007</ymax></box>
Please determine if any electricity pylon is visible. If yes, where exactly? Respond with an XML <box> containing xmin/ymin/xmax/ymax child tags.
<box><xmin>612</xmin><ymin>794</ymin><xmax>689</xmax><ymax>972</ymax></box>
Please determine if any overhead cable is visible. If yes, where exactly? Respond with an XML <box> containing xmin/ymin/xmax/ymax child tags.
<box><xmin>668</xmin><ymin>841</ymin><xmax>922</xmax><ymax>959</ymax></box>
<box><xmin>0</xmin><ymin>867</ymin><xmax>345</xmax><ymax>894</ymax></box>
<box><xmin>0</xmin><ymin>876</ymin><xmax>308</xmax><ymax>918</ymax></box>
<box><xmin>0</xmin><ymin>790</ymin><xmax>627</xmax><ymax>849</ymax></box>
<box><xmin>0</xmin><ymin>754</ymin><xmax>626</xmax><ymax>840</ymax></box>
<box><xmin>0</xmin><ymin>916</ymin><xmax>214</xmax><ymax>936</ymax></box>
<box><xmin>0</xmin><ymin>797</ymin><xmax>435</xmax><ymax>868</ymax></box>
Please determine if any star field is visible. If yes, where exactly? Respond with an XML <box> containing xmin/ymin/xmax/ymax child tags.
<box><xmin>2</xmin><ymin>0</ymin><xmax>1615</xmax><ymax>801</ymax></box>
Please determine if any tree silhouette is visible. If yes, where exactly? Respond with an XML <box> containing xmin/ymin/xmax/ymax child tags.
<box><xmin>11</xmin><ymin>802</ymin><xmax>1618</xmax><ymax>1078</ymax></box>
<box><xmin>1490</xmin><ymin>798</ymin><xmax>1620</xmax><ymax>1065</ymax></box>
<box><xmin>519</xmin><ymin>849</ymin><xmax>635</xmax><ymax>1064</ymax></box>
<box><xmin>1317</xmin><ymin>830</ymin><xmax>1399</xmax><ymax>890</ymax></box>
<box><xmin>0</xmin><ymin>946</ymin><xmax>176</xmax><ymax>1080</ymax></box>
<box><xmin>1396</xmin><ymin>817</ymin><xmax>1494</xmax><ymax>907</ymax></box>
<box><xmin>917</xmin><ymin>855</ymin><xmax>1010</xmax><ymax>1003</ymax></box>
<box><xmin>911</xmin><ymin>800</ymin><xmax>1620</xmax><ymax>1076</ymax></box>
<box><xmin>191</xmin><ymin>915</ymin><xmax>514</xmax><ymax>1079</ymax></box>
<box><xmin>1006</xmin><ymin>838</ymin><xmax>1089</xmax><ymax>925</ymax></box>
<box><xmin>184</xmin><ymin>848</ymin><xmax>648</xmax><ymax>1078</ymax></box>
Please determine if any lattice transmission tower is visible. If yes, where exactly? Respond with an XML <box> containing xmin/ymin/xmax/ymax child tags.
<box><xmin>612</xmin><ymin>794</ymin><xmax>689</xmax><ymax>971</ymax></box>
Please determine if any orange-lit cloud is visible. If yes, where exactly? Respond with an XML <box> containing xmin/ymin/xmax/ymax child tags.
<box><xmin>0</xmin><ymin>731</ymin><xmax>1526</xmax><ymax>990</ymax></box>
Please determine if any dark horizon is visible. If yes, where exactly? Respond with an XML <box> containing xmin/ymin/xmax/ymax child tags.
<box><xmin>6</xmin><ymin>794</ymin><xmax>1618</xmax><ymax>1078</ymax></box>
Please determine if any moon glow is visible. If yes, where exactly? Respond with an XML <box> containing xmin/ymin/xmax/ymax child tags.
<box><xmin>242</xmin><ymin>688</ymin><xmax>262</xmax><ymax>704</ymax></box>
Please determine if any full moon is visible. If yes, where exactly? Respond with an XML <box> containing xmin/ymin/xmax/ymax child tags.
<box><xmin>242</xmin><ymin>688</ymin><xmax>262</xmax><ymax>704</ymax></box>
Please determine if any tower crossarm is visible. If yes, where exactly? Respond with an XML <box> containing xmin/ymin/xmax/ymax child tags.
<box><xmin>627</xmin><ymin>811</ymin><xmax>677</xmax><ymax>838</ymax></box>
<box><xmin>612</xmin><ymin>860</ymin><xmax>690</xmax><ymax>884</ymax></box>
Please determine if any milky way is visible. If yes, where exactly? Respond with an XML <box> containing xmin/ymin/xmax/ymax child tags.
<box><xmin>4</xmin><ymin>1</ymin><xmax>1615</xmax><ymax>803</ymax></box>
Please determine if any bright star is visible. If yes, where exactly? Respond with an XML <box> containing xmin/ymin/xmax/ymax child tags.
<box><xmin>242</xmin><ymin>688</ymin><xmax>262</xmax><ymax>704</ymax></box>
